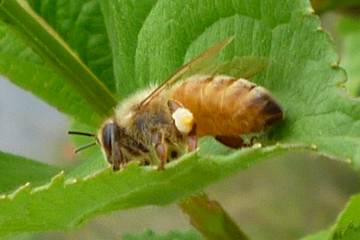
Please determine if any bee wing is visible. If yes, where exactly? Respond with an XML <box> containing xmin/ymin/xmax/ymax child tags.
<box><xmin>139</xmin><ymin>36</ymin><xmax>234</xmax><ymax>109</ymax></box>
<box><xmin>195</xmin><ymin>56</ymin><xmax>268</xmax><ymax>79</ymax></box>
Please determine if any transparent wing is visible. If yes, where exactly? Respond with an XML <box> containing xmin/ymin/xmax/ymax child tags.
<box><xmin>181</xmin><ymin>55</ymin><xmax>268</xmax><ymax>80</ymax></box>
<box><xmin>139</xmin><ymin>36</ymin><xmax>234</xmax><ymax>109</ymax></box>
<box><xmin>139</xmin><ymin>37</ymin><xmax>268</xmax><ymax>109</ymax></box>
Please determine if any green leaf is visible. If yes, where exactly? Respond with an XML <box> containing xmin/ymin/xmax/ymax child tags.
<box><xmin>27</xmin><ymin>0</ymin><xmax>115</xmax><ymax>92</ymax></box>
<box><xmin>123</xmin><ymin>229</ymin><xmax>201</xmax><ymax>240</ymax></box>
<box><xmin>0</xmin><ymin>0</ymin><xmax>116</xmax><ymax>124</ymax></box>
<box><xmin>0</xmin><ymin>21</ymin><xmax>100</xmax><ymax>126</ymax></box>
<box><xmin>99</xmin><ymin>0</ymin><xmax>157</xmax><ymax>95</ymax></box>
<box><xmin>134</xmin><ymin>0</ymin><xmax>360</xmax><ymax>167</ymax></box>
<box><xmin>303</xmin><ymin>195</ymin><xmax>360</xmax><ymax>240</ymax></box>
<box><xmin>338</xmin><ymin>16</ymin><xmax>360</xmax><ymax>96</ymax></box>
<box><xmin>66</xmin><ymin>121</ymin><xmax>106</xmax><ymax>178</ymax></box>
<box><xmin>329</xmin><ymin>194</ymin><xmax>360</xmax><ymax>240</ymax></box>
<box><xmin>66</xmin><ymin>148</ymin><xmax>105</xmax><ymax>179</ymax></box>
<box><xmin>0</xmin><ymin>144</ymin><xmax>305</xmax><ymax>235</ymax></box>
<box><xmin>301</xmin><ymin>230</ymin><xmax>331</xmax><ymax>240</ymax></box>
<box><xmin>0</xmin><ymin>151</ymin><xmax>59</xmax><ymax>194</ymax></box>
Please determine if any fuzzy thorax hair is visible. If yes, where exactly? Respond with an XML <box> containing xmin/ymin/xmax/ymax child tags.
<box><xmin>114</xmin><ymin>86</ymin><xmax>156</xmax><ymax>127</ymax></box>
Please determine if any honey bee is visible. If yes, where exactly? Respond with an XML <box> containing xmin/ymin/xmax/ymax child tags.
<box><xmin>69</xmin><ymin>37</ymin><xmax>283</xmax><ymax>170</ymax></box>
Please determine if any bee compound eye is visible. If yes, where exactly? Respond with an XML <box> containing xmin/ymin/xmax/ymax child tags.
<box><xmin>101</xmin><ymin>122</ymin><xmax>117</xmax><ymax>156</ymax></box>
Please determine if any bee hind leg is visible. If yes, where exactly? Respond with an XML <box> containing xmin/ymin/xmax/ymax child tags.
<box><xmin>151</xmin><ymin>131</ymin><xmax>168</xmax><ymax>170</ymax></box>
<box><xmin>167</xmin><ymin>99</ymin><xmax>197</xmax><ymax>152</ymax></box>
<box><xmin>215</xmin><ymin>136</ymin><xmax>252</xmax><ymax>149</ymax></box>
<box><xmin>167</xmin><ymin>99</ymin><xmax>184</xmax><ymax>113</ymax></box>
<box><xmin>156</xmin><ymin>143</ymin><xmax>168</xmax><ymax>170</ymax></box>
<box><xmin>187</xmin><ymin>124</ymin><xmax>198</xmax><ymax>152</ymax></box>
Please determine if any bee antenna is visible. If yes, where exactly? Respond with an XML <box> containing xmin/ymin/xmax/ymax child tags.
<box><xmin>68</xmin><ymin>131</ymin><xmax>95</xmax><ymax>137</ymax></box>
<box><xmin>74</xmin><ymin>142</ymin><xmax>97</xmax><ymax>154</ymax></box>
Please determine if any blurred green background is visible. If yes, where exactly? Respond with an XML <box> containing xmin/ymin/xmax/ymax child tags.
<box><xmin>1</xmin><ymin>1</ymin><xmax>360</xmax><ymax>239</ymax></box>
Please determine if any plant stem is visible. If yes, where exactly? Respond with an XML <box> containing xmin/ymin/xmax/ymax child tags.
<box><xmin>0</xmin><ymin>0</ymin><xmax>117</xmax><ymax>122</ymax></box>
<box><xmin>179</xmin><ymin>193</ymin><xmax>249</xmax><ymax>240</ymax></box>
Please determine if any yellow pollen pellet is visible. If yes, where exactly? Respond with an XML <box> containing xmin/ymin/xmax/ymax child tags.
<box><xmin>172</xmin><ymin>107</ymin><xmax>194</xmax><ymax>134</ymax></box>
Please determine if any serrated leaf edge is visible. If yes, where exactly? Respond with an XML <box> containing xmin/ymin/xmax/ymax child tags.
<box><xmin>0</xmin><ymin>144</ymin><xmax>310</xmax><ymax>204</ymax></box>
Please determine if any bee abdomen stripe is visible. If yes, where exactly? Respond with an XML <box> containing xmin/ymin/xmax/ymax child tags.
<box><xmin>171</xmin><ymin>75</ymin><xmax>283</xmax><ymax>136</ymax></box>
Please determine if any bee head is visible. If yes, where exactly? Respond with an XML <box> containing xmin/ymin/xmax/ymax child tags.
<box><xmin>98</xmin><ymin>119</ymin><xmax>149</xmax><ymax>170</ymax></box>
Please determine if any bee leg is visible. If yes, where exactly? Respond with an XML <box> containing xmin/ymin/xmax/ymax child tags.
<box><xmin>168</xmin><ymin>99</ymin><xmax>197</xmax><ymax>152</ymax></box>
<box><xmin>156</xmin><ymin>142</ymin><xmax>168</xmax><ymax>170</ymax></box>
<box><xmin>151</xmin><ymin>131</ymin><xmax>168</xmax><ymax>170</ymax></box>
<box><xmin>108</xmin><ymin>126</ymin><xmax>124</xmax><ymax>171</ymax></box>
<box><xmin>111</xmin><ymin>144</ymin><xmax>123</xmax><ymax>171</ymax></box>
<box><xmin>215</xmin><ymin>136</ymin><xmax>248</xmax><ymax>149</ymax></box>
<box><xmin>187</xmin><ymin>124</ymin><xmax>198</xmax><ymax>152</ymax></box>
<box><xmin>167</xmin><ymin>99</ymin><xmax>183</xmax><ymax>113</ymax></box>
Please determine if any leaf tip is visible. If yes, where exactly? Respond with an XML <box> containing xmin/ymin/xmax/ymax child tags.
<box><xmin>252</xmin><ymin>143</ymin><xmax>262</xmax><ymax>149</ymax></box>
<box><xmin>316</xmin><ymin>26</ymin><xmax>323</xmax><ymax>32</ymax></box>
<box><xmin>331</xmin><ymin>62</ymin><xmax>340</xmax><ymax>68</ymax></box>
<box><xmin>65</xmin><ymin>177</ymin><xmax>78</xmax><ymax>185</ymax></box>
<box><xmin>83</xmin><ymin>167</ymin><xmax>112</xmax><ymax>181</ymax></box>
<box><xmin>9</xmin><ymin>182</ymin><xmax>31</xmax><ymax>199</ymax></box>
<box><xmin>345</xmin><ymin>158</ymin><xmax>352</xmax><ymax>164</ymax></box>
<box><xmin>50</xmin><ymin>171</ymin><xmax>66</xmax><ymax>185</ymax></box>
<box><xmin>307</xmin><ymin>7</ymin><xmax>315</xmax><ymax>15</ymax></box>
<box><xmin>310</xmin><ymin>144</ymin><xmax>318</xmax><ymax>150</ymax></box>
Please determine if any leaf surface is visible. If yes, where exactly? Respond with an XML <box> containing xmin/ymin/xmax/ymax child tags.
<box><xmin>99</xmin><ymin>0</ymin><xmax>157</xmax><ymax>95</ymax></box>
<box><xmin>301</xmin><ymin>230</ymin><xmax>331</xmax><ymax>240</ymax></box>
<box><xmin>27</xmin><ymin>0</ymin><xmax>115</xmax><ymax>92</ymax></box>
<box><xmin>0</xmin><ymin>0</ymin><xmax>116</xmax><ymax>126</ymax></box>
<box><xmin>330</xmin><ymin>194</ymin><xmax>360</xmax><ymax>240</ymax></box>
<box><xmin>0</xmin><ymin>21</ymin><xmax>100</xmax><ymax>126</ymax></box>
<box><xmin>338</xmin><ymin>16</ymin><xmax>360</xmax><ymax>96</ymax></box>
<box><xmin>0</xmin><ymin>144</ymin><xmax>304</xmax><ymax>235</ymax></box>
<box><xmin>0</xmin><ymin>152</ymin><xmax>59</xmax><ymax>194</ymax></box>
<box><xmin>134</xmin><ymin>0</ymin><xmax>360</xmax><ymax>167</ymax></box>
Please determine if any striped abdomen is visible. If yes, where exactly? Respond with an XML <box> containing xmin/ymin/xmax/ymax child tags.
<box><xmin>171</xmin><ymin>75</ymin><xmax>283</xmax><ymax>137</ymax></box>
